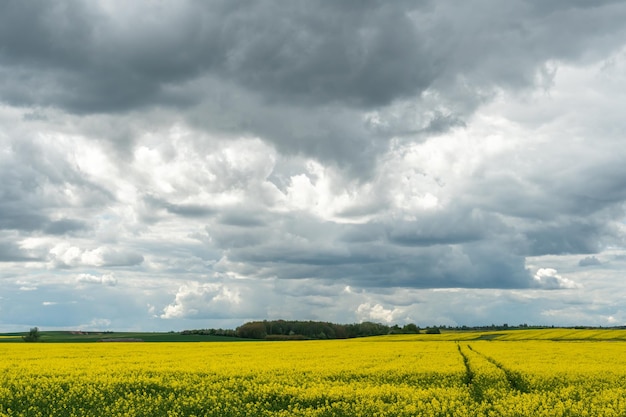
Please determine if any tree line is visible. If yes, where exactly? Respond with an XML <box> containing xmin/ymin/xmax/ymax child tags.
<box><xmin>180</xmin><ymin>328</ymin><xmax>239</xmax><ymax>337</ymax></box>
<box><xmin>184</xmin><ymin>320</ymin><xmax>425</xmax><ymax>340</ymax></box>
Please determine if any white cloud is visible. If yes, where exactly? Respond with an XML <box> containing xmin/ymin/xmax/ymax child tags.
<box><xmin>356</xmin><ymin>303</ymin><xmax>397</xmax><ymax>324</ymax></box>
<box><xmin>76</xmin><ymin>273</ymin><xmax>117</xmax><ymax>286</ymax></box>
<box><xmin>161</xmin><ymin>282</ymin><xmax>243</xmax><ymax>319</ymax></box>
<box><xmin>533</xmin><ymin>268</ymin><xmax>581</xmax><ymax>290</ymax></box>
<box><xmin>48</xmin><ymin>244</ymin><xmax>143</xmax><ymax>268</ymax></box>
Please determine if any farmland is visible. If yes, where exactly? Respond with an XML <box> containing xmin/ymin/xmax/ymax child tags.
<box><xmin>0</xmin><ymin>331</ymin><xmax>245</xmax><ymax>343</ymax></box>
<box><xmin>1</xmin><ymin>329</ymin><xmax>625</xmax><ymax>416</ymax></box>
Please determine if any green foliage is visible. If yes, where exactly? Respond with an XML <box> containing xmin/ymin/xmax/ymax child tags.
<box><xmin>236</xmin><ymin>322</ymin><xmax>268</xmax><ymax>339</ymax></box>
<box><xmin>402</xmin><ymin>323</ymin><xmax>420</xmax><ymax>334</ymax></box>
<box><xmin>180</xmin><ymin>328</ymin><xmax>238</xmax><ymax>337</ymax></box>
<box><xmin>22</xmin><ymin>327</ymin><xmax>41</xmax><ymax>342</ymax></box>
<box><xmin>235</xmin><ymin>320</ymin><xmax>421</xmax><ymax>340</ymax></box>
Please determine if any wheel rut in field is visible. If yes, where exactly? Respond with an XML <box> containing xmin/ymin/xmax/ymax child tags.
<box><xmin>456</xmin><ymin>343</ymin><xmax>484</xmax><ymax>402</ymax></box>
<box><xmin>456</xmin><ymin>343</ymin><xmax>474</xmax><ymax>386</ymax></box>
<box><xmin>466</xmin><ymin>345</ymin><xmax>530</xmax><ymax>393</ymax></box>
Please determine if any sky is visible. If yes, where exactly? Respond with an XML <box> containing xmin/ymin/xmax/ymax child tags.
<box><xmin>1</xmin><ymin>1</ymin><xmax>626</xmax><ymax>332</ymax></box>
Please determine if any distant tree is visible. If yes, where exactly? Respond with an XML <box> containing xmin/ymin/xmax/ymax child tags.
<box><xmin>236</xmin><ymin>322</ymin><xmax>267</xmax><ymax>339</ymax></box>
<box><xmin>236</xmin><ymin>320</ymin><xmax>392</xmax><ymax>340</ymax></box>
<box><xmin>180</xmin><ymin>328</ymin><xmax>238</xmax><ymax>337</ymax></box>
<box><xmin>23</xmin><ymin>327</ymin><xmax>41</xmax><ymax>342</ymax></box>
<box><xmin>402</xmin><ymin>323</ymin><xmax>420</xmax><ymax>334</ymax></box>
<box><xmin>389</xmin><ymin>324</ymin><xmax>402</xmax><ymax>334</ymax></box>
<box><xmin>425</xmin><ymin>327</ymin><xmax>441</xmax><ymax>334</ymax></box>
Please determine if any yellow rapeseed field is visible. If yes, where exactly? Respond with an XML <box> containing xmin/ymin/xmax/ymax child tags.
<box><xmin>1</xmin><ymin>334</ymin><xmax>625</xmax><ymax>416</ymax></box>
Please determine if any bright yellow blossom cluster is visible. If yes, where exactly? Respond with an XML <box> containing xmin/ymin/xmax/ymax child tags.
<box><xmin>0</xmin><ymin>336</ymin><xmax>625</xmax><ymax>416</ymax></box>
<box><xmin>463</xmin><ymin>340</ymin><xmax>626</xmax><ymax>416</ymax></box>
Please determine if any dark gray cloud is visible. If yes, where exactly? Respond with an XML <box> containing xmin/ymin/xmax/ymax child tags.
<box><xmin>0</xmin><ymin>1</ymin><xmax>431</xmax><ymax>112</ymax></box>
<box><xmin>213</xmin><ymin>1</ymin><xmax>434</xmax><ymax>108</ymax></box>
<box><xmin>99</xmin><ymin>249</ymin><xmax>144</xmax><ymax>268</ymax></box>
<box><xmin>3</xmin><ymin>0</ymin><xmax>623</xmax><ymax>111</ymax></box>
<box><xmin>210</xmin><ymin>214</ymin><xmax>533</xmax><ymax>290</ymax></box>
<box><xmin>218</xmin><ymin>210</ymin><xmax>267</xmax><ymax>228</ymax></box>
<box><xmin>525</xmin><ymin>220</ymin><xmax>615</xmax><ymax>256</ymax></box>
<box><xmin>43</xmin><ymin>219</ymin><xmax>89</xmax><ymax>236</ymax></box>
<box><xmin>2</xmin><ymin>0</ymin><xmax>626</xmax><ymax>172</ymax></box>
<box><xmin>143</xmin><ymin>195</ymin><xmax>215</xmax><ymax>219</ymax></box>
<box><xmin>0</xmin><ymin>132</ymin><xmax>114</xmax><ymax>242</ymax></box>
<box><xmin>0</xmin><ymin>210</ymin><xmax>48</xmax><ymax>232</ymax></box>
<box><xmin>0</xmin><ymin>241</ymin><xmax>38</xmax><ymax>262</ymax></box>
<box><xmin>386</xmin><ymin>210</ymin><xmax>494</xmax><ymax>247</ymax></box>
<box><xmin>579</xmin><ymin>256</ymin><xmax>601</xmax><ymax>267</ymax></box>
<box><xmin>0</xmin><ymin>209</ymin><xmax>89</xmax><ymax>236</ymax></box>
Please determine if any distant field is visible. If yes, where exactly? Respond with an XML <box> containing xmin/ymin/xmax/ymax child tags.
<box><xmin>348</xmin><ymin>327</ymin><xmax>626</xmax><ymax>342</ymax></box>
<box><xmin>402</xmin><ymin>327</ymin><xmax>626</xmax><ymax>342</ymax></box>
<box><xmin>1</xmin><ymin>331</ymin><xmax>625</xmax><ymax>416</ymax></box>
<box><xmin>2</xmin><ymin>327</ymin><xmax>626</xmax><ymax>343</ymax></box>
<box><xmin>0</xmin><ymin>331</ymin><xmax>249</xmax><ymax>343</ymax></box>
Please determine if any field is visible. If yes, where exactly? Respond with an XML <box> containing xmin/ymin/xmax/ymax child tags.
<box><xmin>1</xmin><ymin>329</ymin><xmax>626</xmax><ymax>416</ymax></box>
<box><xmin>0</xmin><ymin>331</ymin><xmax>244</xmax><ymax>343</ymax></box>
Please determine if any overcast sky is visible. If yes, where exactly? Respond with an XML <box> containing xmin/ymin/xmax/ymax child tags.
<box><xmin>2</xmin><ymin>0</ymin><xmax>626</xmax><ymax>332</ymax></box>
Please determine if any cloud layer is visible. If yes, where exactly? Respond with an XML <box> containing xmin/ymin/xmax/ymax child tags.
<box><xmin>1</xmin><ymin>1</ymin><xmax>626</xmax><ymax>331</ymax></box>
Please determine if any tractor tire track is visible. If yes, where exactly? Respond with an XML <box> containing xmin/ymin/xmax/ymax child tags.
<box><xmin>466</xmin><ymin>345</ymin><xmax>530</xmax><ymax>393</ymax></box>
<box><xmin>456</xmin><ymin>343</ymin><xmax>484</xmax><ymax>402</ymax></box>
<box><xmin>456</xmin><ymin>343</ymin><xmax>474</xmax><ymax>386</ymax></box>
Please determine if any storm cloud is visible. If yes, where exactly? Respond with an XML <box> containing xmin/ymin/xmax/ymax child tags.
<box><xmin>1</xmin><ymin>0</ymin><xmax>626</xmax><ymax>331</ymax></box>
